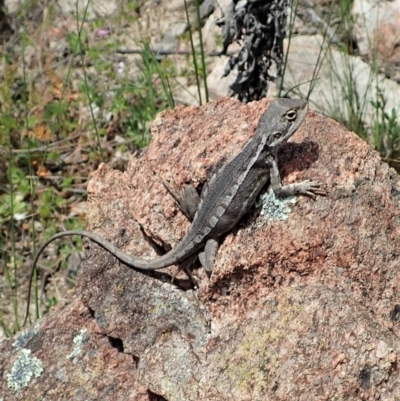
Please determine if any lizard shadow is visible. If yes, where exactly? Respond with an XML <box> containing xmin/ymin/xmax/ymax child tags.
<box><xmin>277</xmin><ymin>140</ymin><xmax>321</xmax><ymax>175</ymax></box>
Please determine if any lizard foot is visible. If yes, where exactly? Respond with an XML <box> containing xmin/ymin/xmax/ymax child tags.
<box><xmin>297</xmin><ymin>179</ymin><xmax>328</xmax><ymax>199</ymax></box>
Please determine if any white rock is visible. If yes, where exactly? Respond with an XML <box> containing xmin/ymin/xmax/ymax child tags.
<box><xmin>207</xmin><ymin>57</ymin><xmax>238</xmax><ymax>100</ymax></box>
<box><xmin>57</xmin><ymin>0</ymin><xmax>118</xmax><ymax>20</ymax></box>
<box><xmin>283</xmin><ymin>35</ymin><xmax>400</xmax><ymax>129</ymax></box>
<box><xmin>352</xmin><ymin>0</ymin><xmax>400</xmax><ymax>63</ymax></box>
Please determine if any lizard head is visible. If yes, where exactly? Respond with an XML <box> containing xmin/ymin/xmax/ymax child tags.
<box><xmin>257</xmin><ymin>98</ymin><xmax>309</xmax><ymax>153</ymax></box>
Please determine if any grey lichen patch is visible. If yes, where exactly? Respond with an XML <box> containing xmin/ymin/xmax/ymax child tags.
<box><xmin>12</xmin><ymin>322</ymin><xmax>40</xmax><ymax>351</ymax></box>
<box><xmin>67</xmin><ymin>329</ymin><xmax>89</xmax><ymax>364</ymax></box>
<box><xmin>256</xmin><ymin>189</ymin><xmax>297</xmax><ymax>221</ymax></box>
<box><xmin>7</xmin><ymin>348</ymin><xmax>43</xmax><ymax>390</ymax></box>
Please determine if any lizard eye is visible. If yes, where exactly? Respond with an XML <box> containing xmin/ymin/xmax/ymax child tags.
<box><xmin>286</xmin><ymin>110</ymin><xmax>297</xmax><ymax>121</ymax></box>
<box><xmin>273</xmin><ymin>132</ymin><xmax>282</xmax><ymax>139</ymax></box>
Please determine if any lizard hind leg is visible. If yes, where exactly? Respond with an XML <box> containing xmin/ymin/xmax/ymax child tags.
<box><xmin>199</xmin><ymin>238</ymin><xmax>219</xmax><ymax>274</ymax></box>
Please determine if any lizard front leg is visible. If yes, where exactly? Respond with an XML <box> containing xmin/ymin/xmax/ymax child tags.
<box><xmin>161</xmin><ymin>178</ymin><xmax>200</xmax><ymax>220</ymax></box>
<box><xmin>269</xmin><ymin>156</ymin><xmax>327</xmax><ymax>199</ymax></box>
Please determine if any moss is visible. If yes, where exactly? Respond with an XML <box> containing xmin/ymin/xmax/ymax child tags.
<box><xmin>7</xmin><ymin>349</ymin><xmax>43</xmax><ymax>390</ymax></box>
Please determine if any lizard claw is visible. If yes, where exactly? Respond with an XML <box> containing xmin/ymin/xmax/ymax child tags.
<box><xmin>299</xmin><ymin>180</ymin><xmax>328</xmax><ymax>198</ymax></box>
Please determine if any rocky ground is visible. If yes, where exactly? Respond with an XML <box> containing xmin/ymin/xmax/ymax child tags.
<box><xmin>2</xmin><ymin>97</ymin><xmax>400</xmax><ymax>400</ymax></box>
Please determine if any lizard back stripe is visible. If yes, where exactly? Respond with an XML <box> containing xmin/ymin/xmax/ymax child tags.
<box><xmin>219</xmin><ymin>135</ymin><xmax>267</xmax><ymax>212</ymax></box>
<box><xmin>209</xmin><ymin>216</ymin><xmax>219</xmax><ymax>227</ymax></box>
<box><xmin>215</xmin><ymin>205</ymin><xmax>225</xmax><ymax>217</ymax></box>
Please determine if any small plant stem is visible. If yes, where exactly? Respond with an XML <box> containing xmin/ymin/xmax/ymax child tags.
<box><xmin>75</xmin><ymin>0</ymin><xmax>104</xmax><ymax>161</ymax></box>
<box><xmin>184</xmin><ymin>0</ymin><xmax>203</xmax><ymax>105</ymax></box>
<box><xmin>195</xmin><ymin>0</ymin><xmax>209</xmax><ymax>102</ymax></box>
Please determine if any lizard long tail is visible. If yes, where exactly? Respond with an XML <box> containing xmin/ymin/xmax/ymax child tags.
<box><xmin>23</xmin><ymin>229</ymin><xmax>199</xmax><ymax>326</ymax></box>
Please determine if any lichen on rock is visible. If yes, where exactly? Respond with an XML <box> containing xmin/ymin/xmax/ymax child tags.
<box><xmin>7</xmin><ymin>349</ymin><xmax>43</xmax><ymax>390</ymax></box>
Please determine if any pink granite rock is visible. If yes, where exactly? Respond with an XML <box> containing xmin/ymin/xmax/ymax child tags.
<box><xmin>2</xmin><ymin>97</ymin><xmax>400</xmax><ymax>400</ymax></box>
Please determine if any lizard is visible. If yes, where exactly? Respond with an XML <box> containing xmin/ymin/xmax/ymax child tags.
<box><xmin>23</xmin><ymin>98</ymin><xmax>327</xmax><ymax>326</ymax></box>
